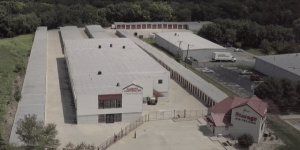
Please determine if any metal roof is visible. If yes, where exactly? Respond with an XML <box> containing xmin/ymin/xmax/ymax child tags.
<box><xmin>114</xmin><ymin>21</ymin><xmax>213</xmax><ymax>31</ymax></box>
<box><xmin>85</xmin><ymin>25</ymin><xmax>112</xmax><ymax>39</ymax></box>
<box><xmin>64</xmin><ymin>38</ymin><xmax>169</xmax><ymax>96</ymax></box>
<box><xmin>9</xmin><ymin>27</ymin><xmax>48</xmax><ymax>145</ymax></box>
<box><xmin>116</xmin><ymin>29</ymin><xmax>228</xmax><ymax>103</ymax></box>
<box><xmin>60</xmin><ymin>26</ymin><xmax>84</xmax><ymax>43</ymax></box>
<box><xmin>255</xmin><ymin>53</ymin><xmax>300</xmax><ymax>77</ymax></box>
<box><xmin>156</xmin><ymin>32</ymin><xmax>225</xmax><ymax>51</ymax></box>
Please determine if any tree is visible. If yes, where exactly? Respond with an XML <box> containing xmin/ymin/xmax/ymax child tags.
<box><xmin>294</xmin><ymin>18</ymin><xmax>300</xmax><ymax>43</ymax></box>
<box><xmin>16</xmin><ymin>114</ymin><xmax>60</xmax><ymax>148</ymax></box>
<box><xmin>259</xmin><ymin>39</ymin><xmax>273</xmax><ymax>55</ymax></box>
<box><xmin>238</xmin><ymin>134</ymin><xmax>254</xmax><ymax>148</ymax></box>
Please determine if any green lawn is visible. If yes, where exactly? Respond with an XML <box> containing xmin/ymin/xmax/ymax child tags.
<box><xmin>244</xmin><ymin>48</ymin><xmax>276</xmax><ymax>56</ymax></box>
<box><xmin>0</xmin><ymin>34</ymin><xmax>34</xmax><ymax>143</ymax></box>
<box><xmin>142</xmin><ymin>38</ymin><xmax>238</xmax><ymax>97</ymax></box>
<box><xmin>267</xmin><ymin>115</ymin><xmax>300</xmax><ymax>150</ymax></box>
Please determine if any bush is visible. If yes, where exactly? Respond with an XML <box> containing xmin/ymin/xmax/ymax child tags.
<box><xmin>238</xmin><ymin>134</ymin><xmax>254</xmax><ymax>148</ymax></box>
<box><xmin>14</xmin><ymin>87</ymin><xmax>21</xmax><ymax>102</ymax></box>
<box><xmin>14</xmin><ymin>63</ymin><xmax>25</xmax><ymax>73</ymax></box>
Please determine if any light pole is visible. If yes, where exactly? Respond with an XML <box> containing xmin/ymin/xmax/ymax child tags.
<box><xmin>185</xmin><ymin>44</ymin><xmax>194</xmax><ymax>68</ymax></box>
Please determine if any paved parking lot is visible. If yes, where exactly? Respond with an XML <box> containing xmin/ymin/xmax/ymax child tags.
<box><xmin>197</xmin><ymin>67</ymin><xmax>253</xmax><ymax>97</ymax></box>
<box><xmin>109</xmin><ymin>120</ymin><xmax>225</xmax><ymax>150</ymax></box>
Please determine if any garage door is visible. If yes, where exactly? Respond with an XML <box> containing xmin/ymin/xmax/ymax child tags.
<box><xmin>183</xmin><ymin>25</ymin><xmax>187</xmax><ymax>29</ymax></box>
<box><xmin>117</xmin><ymin>25</ymin><xmax>121</xmax><ymax>29</ymax></box>
<box><xmin>178</xmin><ymin>25</ymin><xmax>182</xmax><ymax>29</ymax></box>
<box><xmin>131</xmin><ymin>25</ymin><xmax>136</xmax><ymax>29</ymax></box>
<box><xmin>163</xmin><ymin>24</ymin><xmax>167</xmax><ymax>29</ymax></box>
<box><xmin>168</xmin><ymin>24</ymin><xmax>172</xmax><ymax>29</ymax></box>
<box><xmin>137</xmin><ymin>25</ymin><xmax>141</xmax><ymax>29</ymax></box>
<box><xmin>158</xmin><ymin>24</ymin><xmax>162</xmax><ymax>29</ymax></box>
<box><xmin>153</xmin><ymin>25</ymin><xmax>157</xmax><ymax>29</ymax></box>
<box><xmin>147</xmin><ymin>24</ymin><xmax>151</xmax><ymax>29</ymax></box>
<box><xmin>126</xmin><ymin>25</ymin><xmax>130</xmax><ymax>29</ymax></box>
<box><xmin>142</xmin><ymin>24</ymin><xmax>146</xmax><ymax>29</ymax></box>
<box><xmin>121</xmin><ymin>25</ymin><xmax>125</xmax><ymax>29</ymax></box>
<box><xmin>173</xmin><ymin>24</ymin><xmax>177</xmax><ymax>29</ymax></box>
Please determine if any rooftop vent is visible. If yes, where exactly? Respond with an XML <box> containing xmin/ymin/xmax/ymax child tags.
<box><xmin>116</xmin><ymin>82</ymin><xmax>119</xmax><ymax>87</ymax></box>
<box><xmin>175</xmin><ymin>33</ymin><xmax>177</xmax><ymax>36</ymax></box>
<box><xmin>99</xmin><ymin>45</ymin><xmax>101</xmax><ymax>49</ymax></box>
<box><xmin>123</xmin><ymin>46</ymin><xmax>125</xmax><ymax>49</ymax></box>
<box><xmin>110</xmin><ymin>44</ymin><xmax>113</xmax><ymax>47</ymax></box>
<box><xmin>97</xmin><ymin>71</ymin><xmax>101</xmax><ymax>75</ymax></box>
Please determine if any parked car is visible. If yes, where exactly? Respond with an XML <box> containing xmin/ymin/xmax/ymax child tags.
<box><xmin>234</xmin><ymin>48</ymin><xmax>243</xmax><ymax>52</ymax></box>
<box><xmin>250</xmin><ymin>74</ymin><xmax>263</xmax><ymax>81</ymax></box>
<box><xmin>239</xmin><ymin>70</ymin><xmax>253</xmax><ymax>75</ymax></box>
<box><xmin>202</xmin><ymin>68</ymin><xmax>214</xmax><ymax>73</ymax></box>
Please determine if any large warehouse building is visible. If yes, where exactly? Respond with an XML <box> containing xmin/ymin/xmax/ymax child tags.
<box><xmin>254</xmin><ymin>53</ymin><xmax>300</xmax><ymax>82</ymax></box>
<box><xmin>64</xmin><ymin>38</ymin><xmax>170</xmax><ymax>124</ymax></box>
<box><xmin>155</xmin><ymin>32</ymin><xmax>227</xmax><ymax>61</ymax></box>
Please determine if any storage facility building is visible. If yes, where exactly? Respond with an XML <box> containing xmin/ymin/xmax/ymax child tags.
<box><xmin>155</xmin><ymin>32</ymin><xmax>227</xmax><ymax>61</ymax></box>
<box><xmin>114</xmin><ymin>21</ymin><xmax>212</xmax><ymax>31</ymax></box>
<box><xmin>64</xmin><ymin>38</ymin><xmax>170</xmax><ymax>124</ymax></box>
<box><xmin>254</xmin><ymin>53</ymin><xmax>300</xmax><ymax>82</ymax></box>
<box><xmin>85</xmin><ymin>25</ymin><xmax>112</xmax><ymax>39</ymax></box>
<box><xmin>117</xmin><ymin>29</ymin><xmax>228</xmax><ymax>107</ymax></box>
<box><xmin>60</xmin><ymin>26</ymin><xmax>84</xmax><ymax>50</ymax></box>
<box><xmin>10</xmin><ymin>27</ymin><xmax>48</xmax><ymax>145</ymax></box>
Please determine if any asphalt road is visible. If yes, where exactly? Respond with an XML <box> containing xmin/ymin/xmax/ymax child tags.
<box><xmin>198</xmin><ymin>67</ymin><xmax>254</xmax><ymax>98</ymax></box>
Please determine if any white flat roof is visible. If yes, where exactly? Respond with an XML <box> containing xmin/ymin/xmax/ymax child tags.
<box><xmin>156</xmin><ymin>32</ymin><xmax>225</xmax><ymax>51</ymax></box>
<box><xmin>65</xmin><ymin>38</ymin><xmax>169</xmax><ymax>96</ymax></box>
<box><xmin>60</xmin><ymin>26</ymin><xmax>84</xmax><ymax>42</ymax></box>
<box><xmin>117</xmin><ymin>29</ymin><xmax>228</xmax><ymax>103</ymax></box>
<box><xmin>85</xmin><ymin>25</ymin><xmax>112</xmax><ymax>39</ymax></box>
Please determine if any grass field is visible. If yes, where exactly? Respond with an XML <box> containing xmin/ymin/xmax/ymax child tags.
<box><xmin>142</xmin><ymin>38</ymin><xmax>238</xmax><ymax>97</ymax></box>
<box><xmin>0</xmin><ymin>34</ymin><xmax>34</xmax><ymax>143</ymax></box>
<box><xmin>244</xmin><ymin>48</ymin><xmax>276</xmax><ymax>56</ymax></box>
<box><xmin>268</xmin><ymin>115</ymin><xmax>300</xmax><ymax>150</ymax></box>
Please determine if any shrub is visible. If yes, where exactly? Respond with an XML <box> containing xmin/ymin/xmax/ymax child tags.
<box><xmin>14</xmin><ymin>87</ymin><xmax>21</xmax><ymax>102</ymax></box>
<box><xmin>238</xmin><ymin>134</ymin><xmax>254</xmax><ymax>148</ymax></box>
<box><xmin>14</xmin><ymin>63</ymin><xmax>25</xmax><ymax>73</ymax></box>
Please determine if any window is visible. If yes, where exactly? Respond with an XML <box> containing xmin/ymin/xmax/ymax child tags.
<box><xmin>99</xmin><ymin>99</ymin><xmax>121</xmax><ymax>109</ymax></box>
<box><xmin>98</xmin><ymin>100</ymin><xmax>104</xmax><ymax>109</ymax></box>
<box><xmin>225</xmin><ymin>126</ymin><xmax>229</xmax><ymax>131</ymax></box>
<box><xmin>98</xmin><ymin>114</ymin><xmax>105</xmax><ymax>123</ymax></box>
<box><xmin>114</xmin><ymin>113</ymin><xmax>122</xmax><ymax>122</ymax></box>
<box><xmin>158</xmin><ymin>79</ymin><xmax>163</xmax><ymax>84</ymax></box>
<box><xmin>104</xmin><ymin>100</ymin><xmax>111</xmax><ymax>108</ymax></box>
<box><xmin>116</xmin><ymin>99</ymin><xmax>122</xmax><ymax>108</ymax></box>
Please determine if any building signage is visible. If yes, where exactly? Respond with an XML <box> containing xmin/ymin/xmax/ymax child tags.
<box><xmin>235</xmin><ymin>112</ymin><xmax>257</xmax><ymax>124</ymax></box>
<box><xmin>123</xmin><ymin>84</ymin><xmax>142</xmax><ymax>95</ymax></box>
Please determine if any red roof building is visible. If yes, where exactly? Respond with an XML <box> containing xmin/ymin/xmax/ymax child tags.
<box><xmin>204</xmin><ymin>96</ymin><xmax>268</xmax><ymax>142</ymax></box>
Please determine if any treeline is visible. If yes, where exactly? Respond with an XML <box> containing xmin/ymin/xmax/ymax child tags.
<box><xmin>255</xmin><ymin>77</ymin><xmax>300</xmax><ymax>113</ymax></box>
<box><xmin>198</xmin><ymin>19</ymin><xmax>300</xmax><ymax>54</ymax></box>
<box><xmin>1</xmin><ymin>0</ymin><xmax>300</xmax><ymax>38</ymax></box>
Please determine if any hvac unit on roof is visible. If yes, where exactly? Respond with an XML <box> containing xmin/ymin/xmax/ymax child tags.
<box><xmin>97</xmin><ymin>71</ymin><xmax>102</xmax><ymax>75</ymax></box>
<box><xmin>110</xmin><ymin>44</ymin><xmax>113</xmax><ymax>47</ymax></box>
<box><xmin>116</xmin><ymin>82</ymin><xmax>119</xmax><ymax>87</ymax></box>
<box><xmin>123</xmin><ymin>46</ymin><xmax>125</xmax><ymax>49</ymax></box>
<box><xmin>99</xmin><ymin>45</ymin><xmax>101</xmax><ymax>49</ymax></box>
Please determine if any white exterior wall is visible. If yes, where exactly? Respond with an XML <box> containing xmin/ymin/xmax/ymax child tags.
<box><xmin>76</xmin><ymin>84</ymin><xmax>143</xmax><ymax>124</ymax></box>
<box><xmin>149</xmin><ymin>74</ymin><xmax>170</xmax><ymax>96</ymax></box>
<box><xmin>230</xmin><ymin>105</ymin><xmax>264</xmax><ymax>142</ymax></box>
<box><xmin>134</xmin><ymin>80</ymin><xmax>153</xmax><ymax>98</ymax></box>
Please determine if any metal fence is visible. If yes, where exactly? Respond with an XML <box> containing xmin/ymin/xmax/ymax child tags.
<box><xmin>198</xmin><ymin>61</ymin><xmax>255</xmax><ymax>69</ymax></box>
<box><xmin>149</xmin><ymin>110</ymin><xmax>207</xmax><ymax>120</ymax></box>
<box><xmin>97</xmin><ymin>109</ymin><xmax>207</xmax><ymax>150</ymax></box>
<box><xmin>98</xmin><ymin>114</ymin><xmax>148</xmax><ymax>150</ymax></box>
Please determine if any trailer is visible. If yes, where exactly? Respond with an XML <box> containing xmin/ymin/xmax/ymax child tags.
<box><xmin>212</xmin><ymin>52</ymin><xmax>236</xmax><ymax>62</ymax></box>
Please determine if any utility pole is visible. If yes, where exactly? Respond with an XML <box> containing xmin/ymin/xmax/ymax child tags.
<box><xmin>185</xmin><ymin>44</ymin><xmax>194</xmax><ymax>68</ymax></box>
<box><xmin>251</xmin><ymin>81</ymin><xmax>264</xmax><ymax>95</ymax></box>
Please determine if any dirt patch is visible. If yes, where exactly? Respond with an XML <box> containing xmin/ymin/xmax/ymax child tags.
<box><xmin>3</xmin><ymin>72</ymin><xmax>25</xmax><ymax>143</ymax></box>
